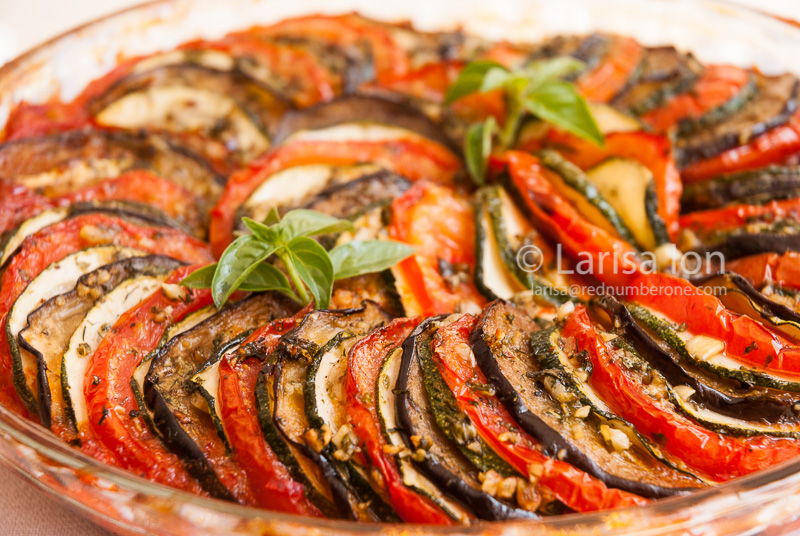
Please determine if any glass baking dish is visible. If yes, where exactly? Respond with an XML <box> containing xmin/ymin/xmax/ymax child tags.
<box><xmin>3</xmin><ymin>0</ymin><xmax>800</xmax><ymax>534</ymax></box>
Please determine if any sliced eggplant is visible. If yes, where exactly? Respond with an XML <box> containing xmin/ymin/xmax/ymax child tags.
<box><xmin>681</xmin><ymin>166</ymin><xmax>800</xmax><ymax>213</ymax></box>
<box><xmin>676</xmin><ymin>73</ymin><xmax>798</xmax><ymax>166</ymax></box>
<box><xmin>90</xmin><ymin>65</ymin><xmax>290</xmax><ymax>165</ymax></box>
<box><xmin>396</xmin><ymin>317</ymin><xmax>536</xmax><ymax>520</ymax></box>
<box><xmin>692</xmin><ymin>227</ymin><xmax>800</xmax><ymax>260</ymax></box>
<box><xmin>536</xmin><ymin>149</ymin><xmax>641</xmax><ymax>248</ymax></box>
<box><xmin>61</xmin><ymin>263</ymin><xmax>179</xmax><ymax>437</ymax></box>
<box><xmin>0</xmin><ymin>128</ymin><xmax>222</xmax><ymax>211</ymax></box>
<box><xmin>474</xmin><ymin>186</ymin><xmax>569</xmax><ymax>304</ymax></box>
<box><xmin>612</xmin><ymin>47</ymin><xmax>702</xmax><ymax>116</ymax></box>
<box><xmin>144</xmin><ymin>293</ymin><xmax>296</xmax><ymax>500</ymax></box>
<box><xmin>529</xmin><ymin>33</ymin><xmax>610</xmax><ymax>77</ymax></box>
<box><xmin>585</xmin><ymin>158</ymin><xmax>670</xmax><ymax>250</ymax></box>
<box><xmin>592</xmin><ymin>295</ymin><xmax>800</xmax><ymax>425</ymax></box>
<box><xmin>628</xmin><ymin>303</ymin><xmax>800</xmax><ymax>391</ymax></box>
<box><xmin>471</xmin><ymin>300</ymin><xmax>700</xmax><ymax>498</ymax></box>
<box><xmin>300</xmin><ymin>170</ymin><xmax>411</xmax><ymax>219</ymax></box>
<box><xmin>272</xmin><ymin>96</ymin><xmax>454</xmax><ymax>151</ymax></box>
<box><xmin>8</xmin><ymin>245</ymin><xmax>145</xmax><ymax>414</ymax></box>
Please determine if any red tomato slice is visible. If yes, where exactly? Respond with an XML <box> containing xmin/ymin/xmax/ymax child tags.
<box><xmin>679</xmin><ymin>198</ymin><xmax>800</xmax><ymax>241</ymax></box>
<box><xmin>0</xmin><ymin>214</ymin><xmax>212</xmax><ymax>418</ymax></box>
<box><xmin>577</xmin><ymin>37</ymin><xmax>644</xmax><ymax>103</ymax></box>
<box><xmin>431</xmin><ymin>314</ymin><xmax>649</xmax><ymax>511</ymax></box>
<box><xmin>562</xmin><ymin>305</ymin><xmax>800</xmax><ymax>482</ymax></box>
<box><xmin>727</xmin><ymin>251</ymin><xmax>800</xmax><ymax>292</ymax></box>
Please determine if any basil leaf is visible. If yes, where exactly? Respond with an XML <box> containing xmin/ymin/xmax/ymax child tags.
<box><xmin>330</xmin><ymin>240</ymin><xmax>415</xmax><ymax>280</ymax></box>
<box><xmin>480</xmin><ymin>67</ymin><xmax>513</xmax><ymax>93</ymax></box>
<box><xmin>264</xmin><ymin>207</ymin><xmax>281</xmax><ymax>225</ymax></box>
<box><xmin>242</xmin><ymin>217</ymin><xmax>280</xmax><ymax>244</ymax></box>
<box><xmin>279</xmin><ymin>209</ymin><xmax>354</xmax><ymax>240</ymax></box>
<box><xmin>285</xmin><ymin>236</ymin><xmax>334</xmax><ymax>309</ymax></box>
<box><xmin>444</xmin><ymin>60</ymin><xmax>506</xmax><ymax>104</ymax></box>
<box><xmin>522</xmin><ymin>57</ymin><xmax>585</xmax><ymax>90</ymax></box>
<box><xmin>180</xmin><ymin>263</ymin><xmax>217</xmax><ymax>289</ymax></box>
<box><xmin>212</xmin><ymin>235</ymin><xmax>278</xmax><ymax>307</ymax></box>
<box><xmin>464</xmin><ymin>117</ymin><xmax>496</xmax><ymax>185</ymax></box>
<box><xmin>237</xmin><ymin>262</ymin><xmax>295</xmax><ymax>296</ymax></box>
<box><xmin>525</xmin><ymin>81</ymin><xmax>604</xmax><ymax>146</ymax></box>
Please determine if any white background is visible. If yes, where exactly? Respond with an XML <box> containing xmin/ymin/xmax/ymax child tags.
<box><xmin>0</xmin><ymin>0</ymin><xmax>799</xmax><ymax>534</ymax></box>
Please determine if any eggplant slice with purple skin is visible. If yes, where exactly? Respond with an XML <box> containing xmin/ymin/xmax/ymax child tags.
<box><xmin>591</xmin><ymin>294</ymin><xmax>800</xmax><ymax>424</ymax></box>
<box><xmin>691</xmin><ymin>226</ymin><xmax>800</xmax><ymax>261</ymax></box>
<box><xmin>676</xmin><ymin>73</ymin><xmax>799</xmax><ymax>167</ymax></box>
<box><xmin>681</xmin><ymin>166</ymin><xmax>800</xmax><ymax>213</ymax></box>
<box><xmin>470</xmin><ymin>300</ymin><xmax>705</xmax><ymax>498</ymax></box>
<box><xmin>395</xmin><ymin>316</ymin><xmax>538</xmax><ymax>520</ymax></box>
<box><xmin>144</xmin><ymin>292</ymin><xmax>298</xmax><ymax>501</ymax></box>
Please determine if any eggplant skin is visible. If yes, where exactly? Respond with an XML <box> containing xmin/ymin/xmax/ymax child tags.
<box><xmin>470</xmin><ymin>301</ymin><xmax>694</xmax><ymax>499</ymax></box>
<box><xmin>395</xmin><ymin>317</ymin><xmax>537</xmax><ymax>521</ymax></box>
<box><xmin>593</xmin><ymin>294</ymin><xmax>800</xmax><ymax>424</ymax></box>
<box><xmin>681</xmin><ymin>166</ymin><xmax>800</xmax><ymax>213</ymax></box>
<box><xmin>271</xmin><ymin>95</ymin><xmax>457</xmax><ymax>150</ymax></box>
<box><xmin>694</xmin><ymin>232</ymin><xmax>800</xmax><ymax>260</ymax></box>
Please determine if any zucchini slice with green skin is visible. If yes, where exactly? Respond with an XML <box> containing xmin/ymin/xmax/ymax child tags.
<box><xmin>61</xmin><ymin>263</ymin><xmax>179</xmax><ymax>436</ymax></box>
<box><xmin>396</xmin><ymin>317</ymin><xmax>537</xmax><ymax>520</ymax></box>
<box><xmin>628</xmin><ymin>303</ymin><xmax>800</xmax><ymax>391</ymax></box>
<box><xmin>535</xmin><ymin>149</ymin><xmax>641</xmax><ymax>249</ymax></box>
<box><xmin>144</xmin><ymin>293</ymin><xmax>297</xmax><ymax>501</ymax></box>
<box><xmin>676</xmin><ymin>73</ymin><xmax>798</xmax><ymax>166</ymax></box>
<box><xmin>0</xmin><ymin>208</ymin><xmax>68</xmax><ymax>267</ymax></box>
<box><xmin>585</xmin><ymin>158</ymin><xmax>671</xmax><ymax>250</ymax></box>
<box><xmin>681</xmin><ymin>166</ymin><xmax>800</xmax><ymax>213</ymax></box>
<box><xmin>304</xmin><ymin>332</ymin><xmax>400</xmax><ymax>522</ymax></box>
<box><xmin>676</xmin><ymin>73</ymin><xmax>759</xmax><ymax>137</ymax></box>
<box><xmin>474</xmin><ymin>186</ymin><xmax>570</xmax><ymax>305</ymax></box>
<box><xmin>591</xmin><ymin>295</ymin><xmax>800</xmax><ymax>425</ymax></box>
<box><xmin>7</xmin><ymin>245</ymin><xmax>145</xmax><ymax>414</ymax></box>
<box><xmin>471</xmin><ymin>300</ymin><xmax>700</xmax><ymax>498</ymax></box>
<box><xmin>375</xmin><ymin>345</ymin><xmax>470</xmax><ymax>522</ymax></box>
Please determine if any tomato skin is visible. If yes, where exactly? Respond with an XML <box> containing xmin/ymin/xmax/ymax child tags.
<box><xmin>0</xmin><ymin>214</ymin><xmax>212</xmax><ymax>417</ymax></box>
<box><xmin>641</xmin><ymin>65</ymin><xmax>751</xmax><ymax>132</ymax></box>
<box><xmin>210</xmin><ymin>138</ymin><xmax>460</xmax><ymax>257</ymax></box>
<box><xmin>83</xmin><ymin>266</ymin><xmax>213</xmax><ymax>495</ymax></box>
<box><xmin>345</xmin><ymin>317</ymin><xmax>461</xmax><ymax>524</ymax></box>
<box><xmin>505</xmin><ymin>151</ymin><xmax>643</xmax><ymax>288</ymax></box>
<box><xmin>431</xmin><ymin>314</ymin><xmax>648</xmax><ymax>511</ymax></box>
<box><xmin>0</xmin><ymin>170</ymin><xmax>201</xmax><ymax>235</ymax></box>
<box><xmin>679</xmin><ymin>199</ymin><xmax>800</xmax><ymax>240</ymax></box>
<box><xmin>532</xmin><ymin>131</ymin><xmax>683</xmax><ymax>241</ymax></box>
<box><xmin>577</xmin><ymin>37</ymin><xmax>644</xmax><ymax>103</ymax></box>
<box><xmin>680</xmin><ymin>109</ymin><xmax>800</xmax><ymax>182</ymax></box>
<box><xmin>626</xmin><ymin>272</ymin><xmax>800</xmax><ymax>379</ymax></box>
<box><xmin>562</xmin><ymin>305</ymin><xmax>800</xmax><ymax>482</ymax></box>
<box><xmin>727</xmin><ymin>252</ymin><xmax>800</xmax><ymax>292</ymax></box>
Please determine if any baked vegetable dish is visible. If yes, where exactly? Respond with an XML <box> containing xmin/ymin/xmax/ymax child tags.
<box><xmin>3</xmin><ymin>12</ymin><xmax>800</xmax><ymax>523</ymax></box>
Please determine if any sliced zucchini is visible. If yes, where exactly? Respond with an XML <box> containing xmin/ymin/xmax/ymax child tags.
<box><xmin>145</xmin><ymin>293</ymin><xmax>296</xmax><ymax>500</ymax></box>
<box><xmin>0</xmin><ymin>207</ymin><xmax>68</xmax><ymax>267</ymax></box>
<box><xmin>536</xmin><ymin>149</ymin><xmax>641</xmax><ymax>248</ymax></box>
<box><xmin>375</xmin><ymin>346</ymin><xmax>469</xmax><ymax>522</ymax></box>
<box><xmin>588</xmin><ymin>103</ymin><xmax>642</xmax><ymax>133</ymax></box>
<box><xmin>629</xmin><ymin>304</ymin><xmax>800</xmax><ymax>391</ymax></box>
<box><xmin>471</xmin><ymin>301</ymin><xmax>700</xmax><ymax>497</ymax></box>
<box><xmin>61</xmin><ymin>267</ymin><xmax>177</xmax><ymax>435</ymax></box>
<box><xmin>7</xmin><ymin>246</ymin><xmax>144</xmax><ymax>414</ymax></box>
<box><xmin>676</xmin><ymin>73</ymin><xmax>759</xmax><ymax>137</ymax></box>
<box><xmin>585</xmin><ymin>157</ymin><xmax>671</xmax><ymax>250</ymax></box>
<box><xmin>681</xmin><ymin>166</ymin><xmax>800</xmax><ymax>213</ymax></box>
<box><xmin>474</xmin><ymin>186</ymin><xmax>570</xmax><ymax>305</ymax></box>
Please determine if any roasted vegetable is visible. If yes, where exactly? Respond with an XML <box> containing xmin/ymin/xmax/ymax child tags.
<box><xmin>681</xmin><ymin>167</ymin><xmax>800</xmax><ymax>213</ymax></box>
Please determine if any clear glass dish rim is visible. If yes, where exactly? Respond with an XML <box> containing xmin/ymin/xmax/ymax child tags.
<box><xmin>1</xmin><ymin>0</ymin><xmax>800</xmax><ymax>531</ymax></box>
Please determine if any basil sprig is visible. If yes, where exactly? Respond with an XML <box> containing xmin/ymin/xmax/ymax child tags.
<box><xmin>181</xmin><ymin>208</ymin><xmax>414</xmax><ymax>309</ymax></box>
<box><xmin>445</xmin><ymin>57</ymin><xmax>604</xmax><ymax>184</ymax></box>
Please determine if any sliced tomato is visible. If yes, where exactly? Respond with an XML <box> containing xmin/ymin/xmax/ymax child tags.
<box><xmin>217</xmin><ymin>310</ymin><xmax>325</xmax><ymax>515</ymax></box>
<box><xmin>577</xmin><ymin>36</ymin><xmax>644</xmax><ymax>103</ymax></box>
<box><xmin>345</xmin><ymin>317</ymin><xmax>463</xmax><ymax>524</ymax></box>
<box><xmin>532</xmin><ymin>131</ymin><xmax>683</xmax><ymax>241</ymax></box>
<box><xmin>0</xmin><ymin>214</ymin><xmax>212</xmax><ymax>417</ymax></box>
<box><xmin>83</xmin><ymin>266</ymin><xmax>213</xmax><ymax>494</ymax></box>
<box><xmin>679</xmin><ymin>198</ymin><xmax>800</xmax><ymax>241</ymax></box>
<box><xmin>388</xmin><ymin>181</ymin><xmax>486</xmax><ymax>317</ymax></box>
<box><xmin>210</xmin><ymin>137</ymin><xmax>460</xmax><ymax>257</ymax></box>
<box><xmin>680</xmin><ymin>109</ymin><xmax>800</xmax><ymax>182</ymax></box>
<box><xmin>431</xmin><ymin>314</ymin><xmax>649</xmax><ymax>511</ymax></box>
<box><xmin>504</xmin><ymin>151</ymin><xmax>643</xmax><ymax>288</ymax></box>
<box><xmin>562</xmin><ymin>305</ymin><xmax>800</xmax><ymax>482</ymax></box>
<box><xmin>0</xmin><ymin>170</ymin><xmax>202</xmax><ymax>235</ymax></box>
<box><xmin>727</xmin><ymin>252</ymin><xmax>800</xmax><ymax>292</ymax></box>
<box><xmin>641</xmin><ymin>65</ymin><xmax>751</xmax><ymax>132</ymax></box>
<box><xmin>626</xmin><ymin>272</ymin><xmax>800</xmax><ymax>380</ymax></box>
